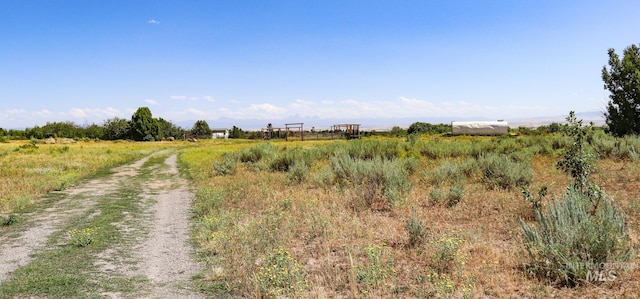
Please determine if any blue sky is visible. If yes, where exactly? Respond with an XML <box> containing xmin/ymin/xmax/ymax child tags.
<box><xmin>1</xmin><ymin>0</ymin><xmax>638</xmax><ymax>129</ymax></box>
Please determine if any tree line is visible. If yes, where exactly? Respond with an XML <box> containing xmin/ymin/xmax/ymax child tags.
<box><xmin>0</xmin><ymin>107</ymin><xmax>248</xmax><ymax>141</ymax></box>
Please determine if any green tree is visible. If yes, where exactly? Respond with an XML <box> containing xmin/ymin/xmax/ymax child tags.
<box><xmin>407</xmin><ymin>122</ymin><xmax>451</xmax><ymax>135</ymax></box>
<box><xmin>602</xmin><ymin>44</ymin><xmax>640</xmax><ymax>136</ymax></box>
<box><xmin>25</xmin><ymin>125</ymin><xmax>45</xmax><ymax>139</ymax></box>
<box><xmin>389</xmin><ymin>126</ymin><xmax>406</xmax><ymax>137</ymax></box>
<box><xmin>191</xmin><ymin>120</ymin><xmax>211</xmax><ymax>138</ymax></box>
<box><xmin>84</xmin><ymin>123</ymin><xmax>104</xmax><ymax>139</ymax></box>
<box><xmin>103</xmin><ymin>117</ymin><xmax>130</xmax><ymax>140</ymax></box>
<box><xmin>130</xmin><ymin>107</ymin><xmax>161</xmax><ymax>141</ymax></box>
<box><xmin>230</xmin><ymin>125</ymin><xmax>245</xmax><ymax>138</ymax></box>
<box><xmin>157</xmin><ymin>118</ymin><xmax>184</xmax><ymax>139</ymax></box>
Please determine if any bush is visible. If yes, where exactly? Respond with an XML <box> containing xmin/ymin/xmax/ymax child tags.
<box><xmin>430</xmin><ymin>161</ymin><xmax>465</xmax><ymax>185</ymax></box>
<box><xmin>330</xmin><ymin>156</ymin><xmax>412</xmax><ymax>210</ymax></box>
<box><xmin>213</xmin><ymin>153</ymin><xmax>237</xmax><ymax>176</ymax></box>
<box><xmin>405</xmin><ymin>208</ymin><xmax>427</xmax><ymax>248</ymax></box>
<box><xmin>477</xmin><ymin>154</ymin><xmax>532</xmax><ymax>189</ymax></box>
<box><xmin>238</xmin><ymin>142</ymin><xmax>276</xmax><ymax>163</ymax></box>
<box><xmin>428</xmin><ymin>186</ymin><xmax>464</xmax><ymax>208</ymax></box>
<box><xmin>286</xmin><ymin>161</ymin><xmax>308</xmax><ymax>184</ymax></box>
<box><xmin>270</xmin><ymin>146</ymin><xmax>313</xmax><ymax>172</ymax></box>
<box><xmin>520</xmin><ymin>187</ymin><xmax>632</xmax><ymax>285</ymax></box>
<box><xmin>343</xmin><ymin>139</ymin><xmax>401</xmax><ymax>160</ymax></box>
<box><xmin>520</xmin><ymin>112</ymin><xmax>633</xmax><ymax>286</ymax></box>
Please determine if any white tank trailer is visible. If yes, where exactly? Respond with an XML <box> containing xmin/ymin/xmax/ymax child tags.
<box><xmin>451</xmin><ymin>120</ymin><xmax>509</xmax><ymax>136</ymax></box>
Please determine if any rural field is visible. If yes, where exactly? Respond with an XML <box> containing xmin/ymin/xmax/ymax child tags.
<box><xmin>1</xmin><ymin>122</ymin><xmax>640</xmax><ymax>298</ymax></box>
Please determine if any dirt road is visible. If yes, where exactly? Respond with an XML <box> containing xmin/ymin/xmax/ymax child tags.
<box><xmin>0</xmin><ymin>152</ymin><xmax>203</xmax><ymax>298</ymax></box>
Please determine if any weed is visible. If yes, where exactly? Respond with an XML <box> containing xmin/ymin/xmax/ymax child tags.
<box><xmin>355</xmin><ymin>245</ymin><xmax>395</xmax><ymax>289</ymax></box>
<box><xmin>431</xmin><ymin>234</ymin><xmax>465</xmax><ymax>273</ymax></box>
<box><xmin>69</xmin><ymin>227</ymin><xmax>98</xmax><ymax>247</ymax></box>
<box><xmin>422</xmin><ymin>272</ymin><xmax>474</xmax><ymax>299</ymax></box>
<box><xmin>521</xmin><ymin>186</ymin><xmax>547</xmax><ymax>211</ymax></box>
<box><xmin>1</xmin><ymin>213</ymin><xmax>19</xmax><ymax>226</ymax></box>
<box><xmin>255</xmin><ymin>247</ymin><xmax>308</xmax><ymax>298</ymax></box>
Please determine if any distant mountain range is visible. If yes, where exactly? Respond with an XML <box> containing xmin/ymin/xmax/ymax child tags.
<box><xmin>177</xmin><ymin>111</ymin><xmax>606</xmax><ymax>131</ymax></box>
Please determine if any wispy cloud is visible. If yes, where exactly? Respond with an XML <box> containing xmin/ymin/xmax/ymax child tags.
<box><xmin>170</xmin><ymin>95</ymin><xmax>188</xmax><ymax>101</ymax></box>
<box><xmin>145</xmin><ymin>99</ymin><xmax>159</xmax><ymax>105</ymax></box>
<box><xmin>148</xmin><ymin>19</ymin><xmax>160</xmax><ymax>25</ymax></box>
<box><xmin>170</xmin><ymin>95</ymin><xmax>215</xmax><ymax>102</ymax></box>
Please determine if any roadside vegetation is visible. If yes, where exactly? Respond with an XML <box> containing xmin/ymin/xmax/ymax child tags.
<box><xmin>0</xmin><ymin>140</ymin><xmax>184</xmax><ymax>213</ymax></box>
<box><xmin>181</xmin><ymin>118</ymin><xmax>640</xmax><ymax>298</ymax></box>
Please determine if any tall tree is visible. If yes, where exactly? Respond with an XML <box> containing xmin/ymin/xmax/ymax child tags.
<box><xmin>602</xmin><ymin>44</ymin><xmax>640</xmax><ymax>136</ymax></box>
<box><xmin>191</xmin><ymin>120</ymin><xmax>211</xmax><ymax>138</ymax></box>
<box><xmin>130</xmin><ymin>107</ymin><xmax>161</xmax><ymax>141</ymax></box>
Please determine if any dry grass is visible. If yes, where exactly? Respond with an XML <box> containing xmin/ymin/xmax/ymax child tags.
<box><xmin>183</xmin><ymin>135</ymin><xmax>640</xmax><ymax>298</ymax></box>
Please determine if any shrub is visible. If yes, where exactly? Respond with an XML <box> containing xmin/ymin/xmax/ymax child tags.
<box><xmin>520</xmin><ymin>112</ymin><xmax>633</xmax><ymax>286</ymax></box>
<box><xmin>429</xmin><ymin>186</ymin><xmax>464</xmax><ymax>208</ymax></box>
<box><xmin>405</xmin><ymin>207</ymin><xmax>427</xmax><ymax>248</ymax></box>
<box><xmin>238</xmin><ymin>142</ymin><xmax>276</xmax><ymax>163</ymax></box>
<box><xmin>343</xmin><ymin>139</ymin><xmax>401</xmax><ymax>160</ymax></box>
<box><xmin>331</xmin><ymin>156</ymin><xmax>412</xmax><ymax>210</ymax></box>
<box><xmin>213</xmin><ymin>153</ymin><xmax>237</xmax><ymax>176</ymax></box>
<box><xmin>556</xmin><ymin>112</ymin><xmax>595</xmax><ymax>192</ymax></box>
<box><xmin>286</xmin><ymin>161</ymin><xmax>308</xmax><ymax>184</ymax></box>
<box><xmin>269</xmin><ymin>146</ymin><xmax>312</xmax><ymax>172</ymax></box>
<box><xmin>430</xmin><ymin>161</ymin><xmax>465</xmax><ymax>185</ymax></box>
<box><xmin>477</xmin><ymin>153</ymin><xmax>532</xmax><ymax>189</ymax></box>
<box><xmin>446</xmin><ymin>185</ymin><xmax>464</xmax><ymax>207</ymax></box>
<box><xmin>520</xmin><ymin>187</ymin><xmax>632</xmax><ymax>285</ymax></box>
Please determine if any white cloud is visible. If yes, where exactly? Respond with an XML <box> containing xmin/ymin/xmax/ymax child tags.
<box><xmin>185</xmin><ymin>108</ymin><xmax>207</xmax><ymax>117</ymax></box>
<box><xmin>249</xmin><ymin>103</ymin><xmax>286</xmax><ymax>116</ymax></box>
<box><xmin>69</xmin><ymin>108</ymin><xmax>87</xmax><ymax>118</ymax></box>
<box><xmin>170</xmin><ymin>95</ymin><xmax>188</xmax><ymax>101</ymax></box>
<box><xmin>145</xmin><ymin>99</ymin><xmax>159</xmax><ymax>105</ymax></box>
<box><xmin>148</xmin><ymin>19</ymin><xmax>160</xmax><ymax>25</ymax></box>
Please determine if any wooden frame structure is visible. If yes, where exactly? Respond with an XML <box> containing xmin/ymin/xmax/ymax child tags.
<box><xmin>332</xmin><ymin>124</ymin><xmax>361</xmax><ymax>139</ymax></box>
<box><xmin>285</xmin><ymin>123</ymin><xmax>304</xmax><ymax>141</ymax></box>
